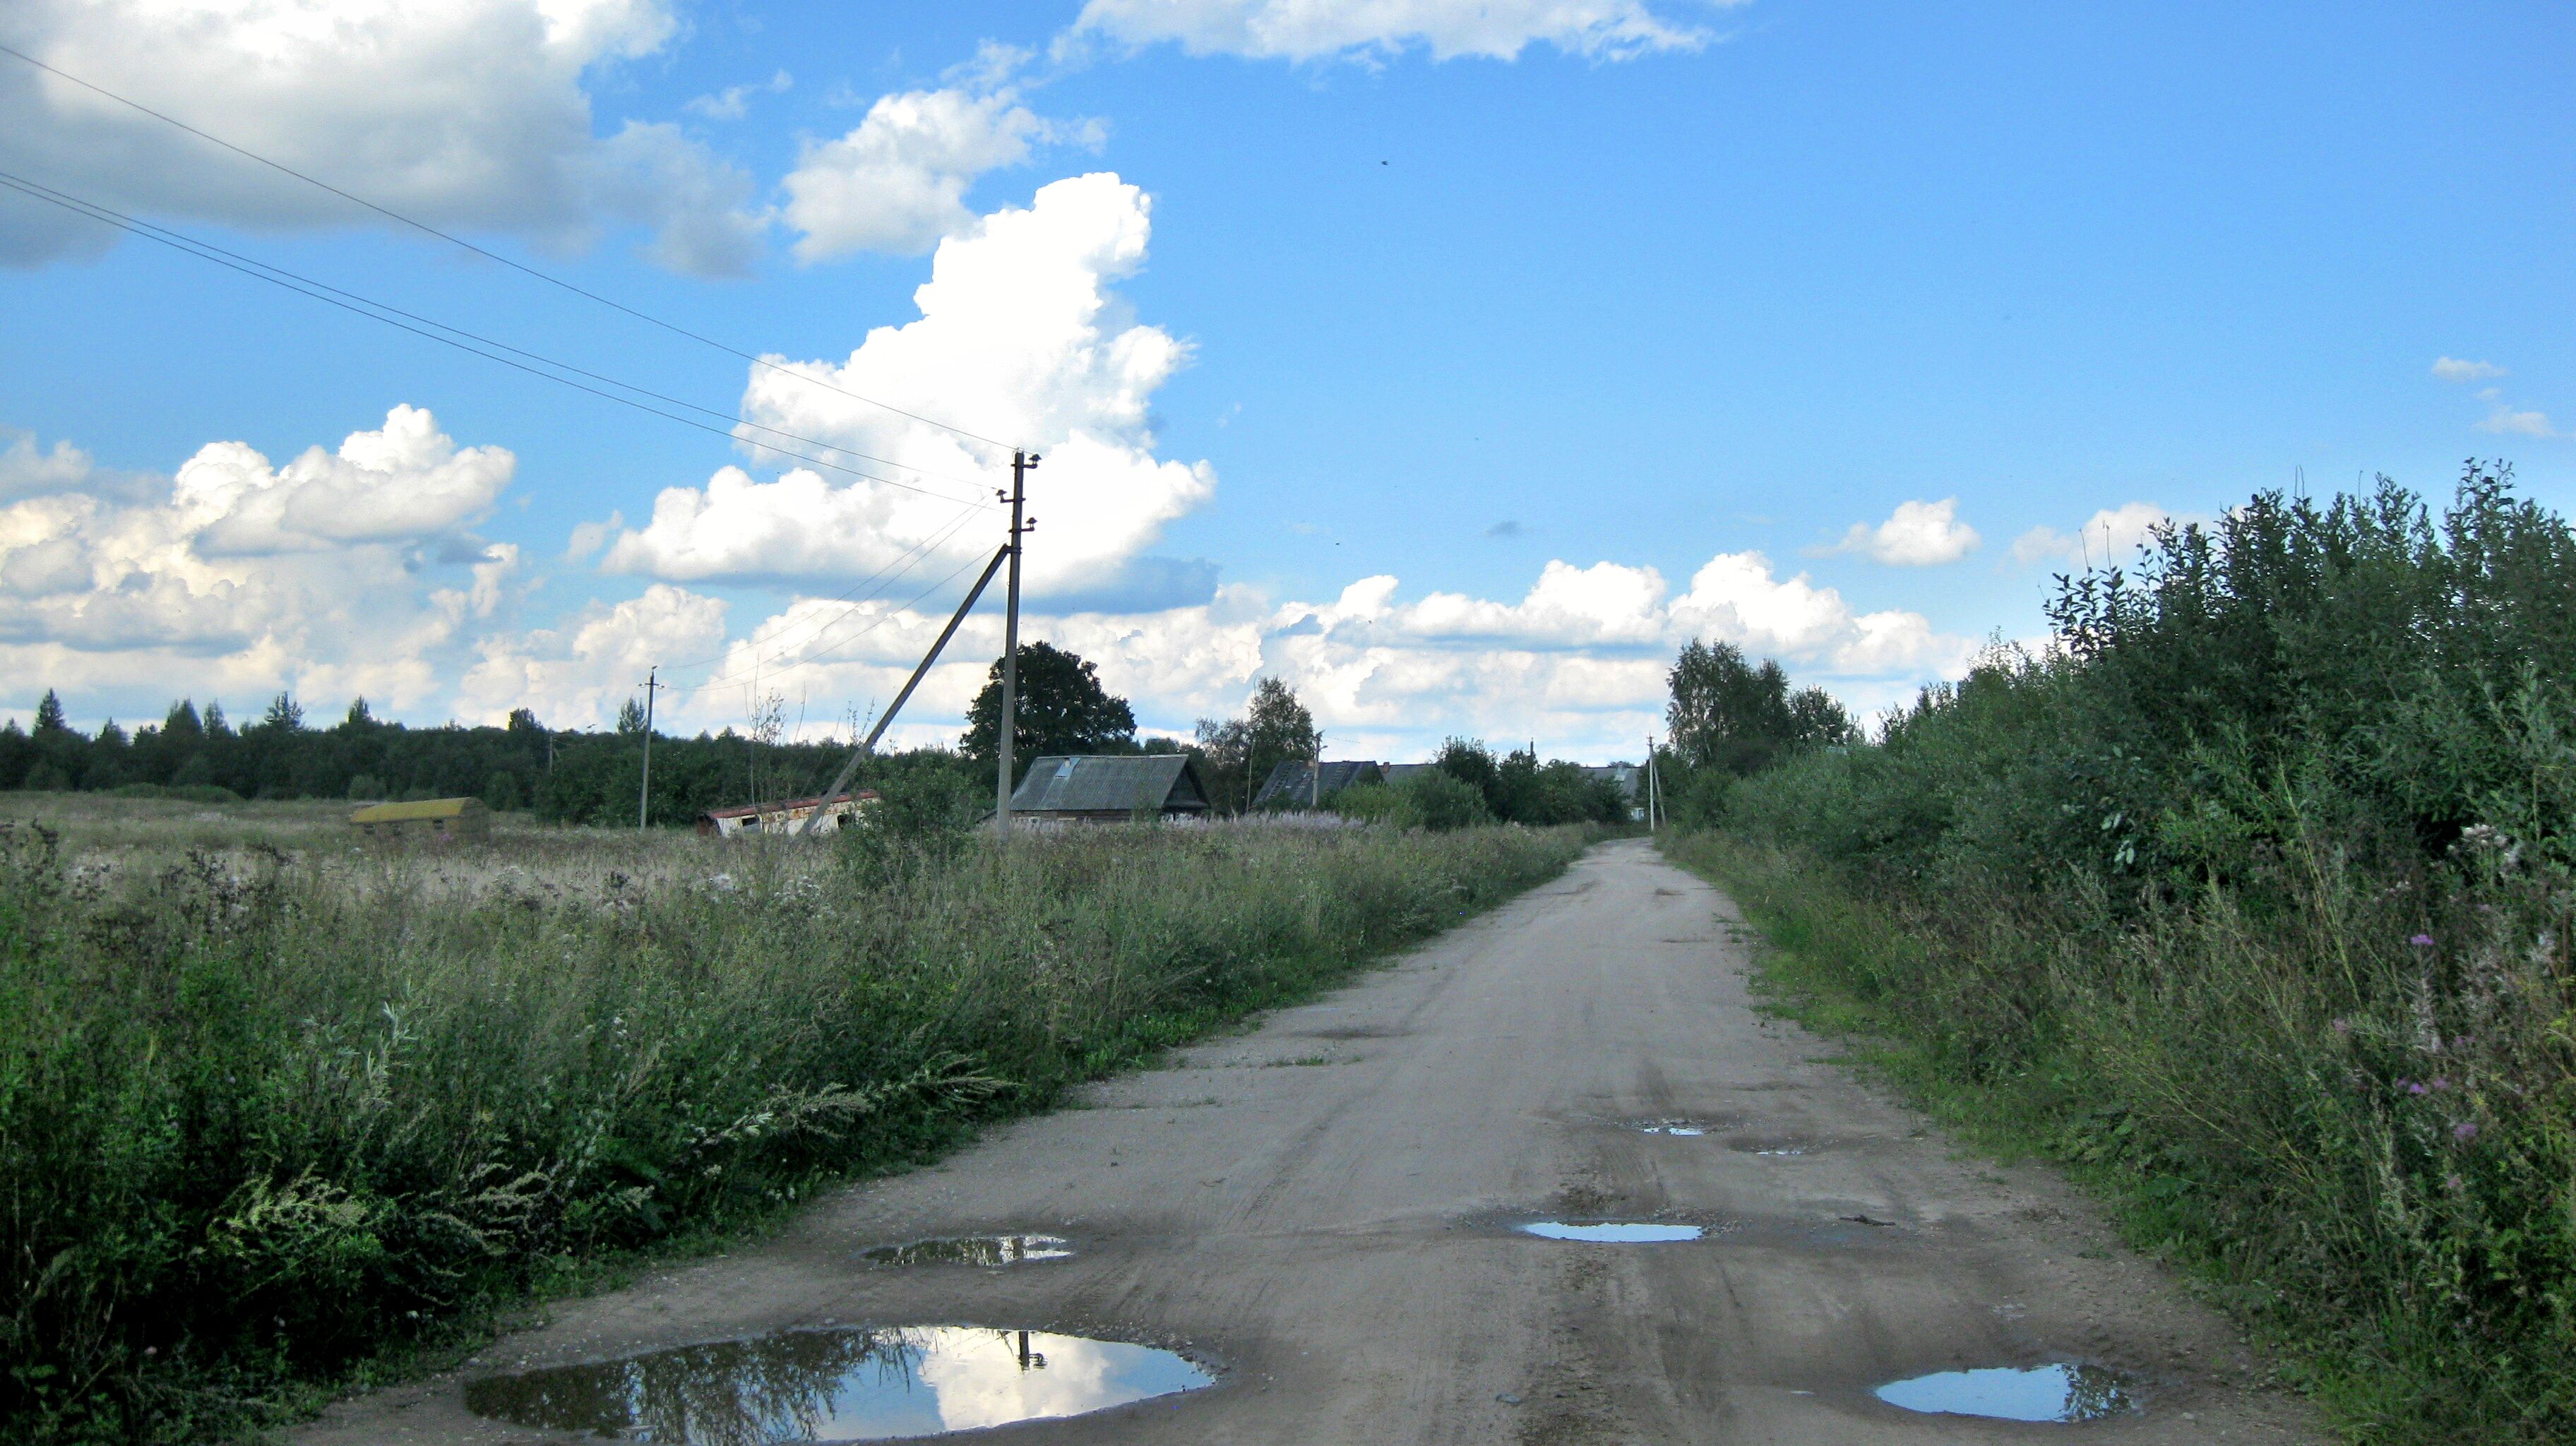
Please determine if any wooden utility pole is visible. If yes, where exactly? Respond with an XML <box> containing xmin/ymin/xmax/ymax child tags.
<box><xmin>1644</xmin><ymin>734</ymin><xmax>1660</xmax><ymax>831</ymax></box>
<box><xmin>637</xmin><ymin>665</ymin><xmax>662</xmax><ymax>830</ymax></box>
<box><xmin>995</xmin><ymin>450</ymin><xmax>1036</xmax><ymax>836</ymax></box>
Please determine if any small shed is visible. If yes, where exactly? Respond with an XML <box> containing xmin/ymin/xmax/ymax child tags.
<box><xmin>350</xmin><ymin>797</ymin><xmax>490</xmax><ymax>840</ymax></box>
<box><xmin>1251</xmin><ymin>760</ymin><xmax>1384</xmax><ymax>811</ymax></box>
<box><xmin>696</xmin><ymin>791</ymin><xmax>877</xmax><ymax>838</ymax></box>
<box><xmin>1006</xmin><ymin>755</ymin><xmax>1212</xmax><ymax>824</ymax></box>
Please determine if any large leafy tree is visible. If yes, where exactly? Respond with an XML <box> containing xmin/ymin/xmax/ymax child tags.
<box><xmin>961</xmin><ymin>641</ymin><xmax>1138</xmax><ymax>773</ymax></box>
<box><xmin>1240</xmin><ymin>678</ymin><xmax>1320</xmax><ymax>808</ymax></box>
<box><xmin>1666</xmin><ymin>639</ymin><xmax>1855</xmax><ymax>777</ymax></box>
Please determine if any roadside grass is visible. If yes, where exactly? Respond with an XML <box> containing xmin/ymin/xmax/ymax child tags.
<box><xmin>0</xmin><ymin>808</ymin><xmax>1590</xmax><ymax>1445</ymax></box>
<box><xmin>1666</xmin><ymin>832</ymin><xmax>2562</xmax><ymax>1445</ymax></box>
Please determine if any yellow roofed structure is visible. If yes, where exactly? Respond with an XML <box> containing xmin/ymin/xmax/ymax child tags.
<box><xmin>350</xmin><ymin>797</ymin><xmax>490</xmax><ymax>839</ymax></box>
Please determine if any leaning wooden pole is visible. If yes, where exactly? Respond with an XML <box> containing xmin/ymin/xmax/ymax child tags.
<box><xmin>792</xmin><ymin>544</ymin><xmax>1012</xmax><ymax>839</ymax></box>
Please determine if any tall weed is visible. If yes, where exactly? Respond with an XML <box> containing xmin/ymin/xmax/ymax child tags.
<box><xmin>1679</xmin><ymin>465</ymin><xmax>2576</xmax><ymax>1442</ymax></box>
<box><xmin>0</xmin><ymin>820</ymin><xmax>1582</xmax><ymax>1443</ymax></box>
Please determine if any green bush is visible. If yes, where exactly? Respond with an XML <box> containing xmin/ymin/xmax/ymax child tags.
<box><xmin>0</xmin><ymin>819</ymin><xmax>1580</xmax><ymax>1444</ymax></box>
<box><xmin>1677</xmin><ymin>463</ymin><xmax>2576</xmax><ymax>1442</ymax></box>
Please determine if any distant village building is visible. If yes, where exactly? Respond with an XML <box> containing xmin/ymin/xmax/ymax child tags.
<box><xmin>350</xmin><ymin>797</ymin><xmax>490</xmax><ymax>840</ymax></box>
<box><xmin>696</xmin><ymin>791</ymin><xmax>876</xmax><ymax>838</ymax></box>
<box><xmin>1586</xmin><ymin>763</ymin><xmax>1642</xmax><ymax>801</ymax></box>
<box><xmin>1251</xmin><ymin>760</ymin><xmax>1384</xmax><ymax>811</ymax></box>
<box><xmin>1006</xmin><ymin>755</ymin><xmax>1212</xmax><ymax>825</ymax></box>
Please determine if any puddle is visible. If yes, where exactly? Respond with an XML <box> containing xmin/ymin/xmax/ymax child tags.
<box><xmin>1874</xmin><ymin>1364</ymin><xmax>2135</xmax><ymax>1423</ymax></box>
<box><xmin>1517</xmin><ymin>1221</ymin><xmax>1704</xmax><ymax>1243</ymax></box>
<box><xmin>1630</xmin><ymin>1118</ymin><xmax>1714</xmax><ymax>1136</ymax></box>
<box><xmin>863</xmin><ymin>1235</ymin><xmax>1072</xmax><ymax>1267</ymax></box>
<box><xmin>1754</xmin><ymin>1147</ymin><xmax>1808</xmax><ymax>1157</ymax></box>
<box><xmin>463</xmin><ymin>1326</ymin><xmax>1212</xmax><ymax>1442</ymax></box>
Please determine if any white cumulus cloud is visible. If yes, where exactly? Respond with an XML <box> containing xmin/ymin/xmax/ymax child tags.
<box><xmin>784</xmin><ymin>88</ymin><xmax>1097</xmax><ymax>261</ymax></box>
<box><xmin>1819</xmin><ymin>496</ymin><xmax>1981</xmax><ymax>566</ymax></box>
<box><xmin>606</xmin><ymin>173</ymin><xmax>1215</xmax><ymax>599</ymax></box>
<box><xmin>2476</xmin><ymin>404</ymin><xmax>2561</xmax><ymax>438</ymax></box>
<box><xmin>2433</xmin><ymin>356</ymin><xmax>2506</xmax><ymax>383</ymax></box>
<box><xmin>0</xmin><ymin>0</ymin><xmax>765</xmax><ymax>275</ymax></box>
<box><xmin>1066</xmin><ymin>0</ymin><xmax>1712</xmax><ymax>62</ymax></box>
<box><xmin>0</xmin><ymin>408</ymin><xmax>520</xmax><ymax>711</ymax></box>
<box><xmin>2010</xmin><ymin>501</ymin><xmax>2178</xmax><ymax>567</ymax></box>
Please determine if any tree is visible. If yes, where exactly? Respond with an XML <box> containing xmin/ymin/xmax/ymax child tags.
<box><xmin>1241</xmin><ymin>679</ymin><xmax>1320</xmax><ymax>808</ymax></box>
<box><xmin>1192</xmin><ymin>715</ymin><xmax>1251</xmax><ymax>813</ymax></box>
<box><xmin>32</xmin><ymin>690</ymin><xmax>69</xmax><ymax>738</ymax></box>
<box><xmin>1666</xmin><ymin>640</ymin><xmax>1854</xmax><ymax>777</ymax></box>
<box><xmin>258</xmin><ymin>692</ymin><xmax>305</xmax><ymax>732</ymax></box>
<box><xmin>615</xmin><ymin>697</ymin><xmax>648</xmax><ymax>735</ymax></box>
<box><xmin>960</xmin><ymin>641</ymin><xmax>1137</xmax><ymax>771</ymax></box>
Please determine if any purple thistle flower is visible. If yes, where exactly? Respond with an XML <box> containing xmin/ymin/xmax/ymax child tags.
<box><xmin>2407</xmin><ymin>1081</ymin><xmax>2429</xmax><ymax>1096</ymax></box>
<box><xmin>2452</xmin><ymin>1121</ymin><xmax>2479</xmax><ymax>1142</ymax></box>
<box><xmin>2409</xmin><ymin>933</ymin><xmax>2436</xmax><ymax>948</ymax></box>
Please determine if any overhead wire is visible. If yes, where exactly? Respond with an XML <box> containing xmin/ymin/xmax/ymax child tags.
<box><xmin>0</xmin><ymin>169</ymin><xmax>996</xmax><ymax>508</ymax></box>
<box><xmin>0</xmin><ymin>41</ymin><xmax>1013</xmax><ymax>454</ymax></box>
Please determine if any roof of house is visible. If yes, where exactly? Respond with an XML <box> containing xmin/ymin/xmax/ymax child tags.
<box><xmin>1585</xmin><ymin>763</ymin><xmax>1642</xmax><ymax>799</ymax></box>
<box><xmin>699</xmin><ymin>791</ymin><xmax>875</xmax><ymax>823</ymax></box>
<box><xmin>350</xmin><ymin>798</ymin><xmax>485</xmax><ymax>823</ymax></box>
<box><xmin>1251</xmin><ymin>760</ymin><xmax>1383</xmax><ymax>809</ymax></box>
<box><xmin>1008</xmin><ymin>755</ymin><xmax>1210</xmax><ymax>815</ymax></box>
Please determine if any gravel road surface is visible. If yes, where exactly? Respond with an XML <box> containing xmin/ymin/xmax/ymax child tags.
<box><xmin>299</xmin><ymin>838</ymin><xmax>2319</xmax><ymax>1445</ymax></box>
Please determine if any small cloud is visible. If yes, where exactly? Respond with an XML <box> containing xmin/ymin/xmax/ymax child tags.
<box><xmin>567</xmin><ymin>511</ymin><xmax>624</xmax><ymax>562</ymax></box>
<box><xmin>2478</xmin><ymin>404</ymin><xmax>2563</xmax><ymax>438</ymax></box>
<box><xmin>1820</xmin><ymin>498</ymin><xmax>1979</xmax><ymax>566</ymax></box>
<box><xmin>1487</xmin><ymin>520</ymin><xmax>1522</xmax><ymax>538</ymax></box>
<box><xmin>684</xmin><ymin>71</ymin><xmax>793</xmax><ymax>121</ymax></box>
<box><xmin>2011</xmin><ymin>501</ymin><xmax>2178</xmax><ymax>568</ymax></box>
<box><xmin>2433</xmin><ymin>356</ymin><xmax>2506</xmax><ymax>383</ymax></box>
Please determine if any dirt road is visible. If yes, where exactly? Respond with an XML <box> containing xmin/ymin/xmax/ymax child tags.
<box><xmin>299</xmin><ymin>839</ymin><xmax>2318</xmax><ymax>1445</ymax></box>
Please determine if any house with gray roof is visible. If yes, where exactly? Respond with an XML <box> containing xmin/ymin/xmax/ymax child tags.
<box><xmin>1251</xmin><ymin>760</ymin><xmax>1383</xmax><ymax>811</ymax></box>
<box><xmin>1006</xmin><ymin>755</ymin><xmax>1213</xmax><ymax>824</ymax></box>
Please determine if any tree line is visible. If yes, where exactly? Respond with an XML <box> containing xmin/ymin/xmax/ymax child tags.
<box><xmin>1</xmin><ymin>637</ymin><xmax>1630</xmax><ymax>827</ymax></box>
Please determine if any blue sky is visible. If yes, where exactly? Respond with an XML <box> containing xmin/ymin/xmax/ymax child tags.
<box><xmin>2</xmin><ymin>1</ymin><xmax>2569</xmax><ymax>760</ymax></box>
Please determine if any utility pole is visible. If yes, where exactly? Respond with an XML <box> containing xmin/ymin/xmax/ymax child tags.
<box><xmin>1644</xmin><ymin>734</ymin><xmax>1660</xmax><ymax>831</ymax></box>
<box><xmin>638</xmin><ymin>666</ymin><xmax>662</xmax><ymax>830</ymax></box>
<box><xmin>995</xmin><ymin>450</ymin><xmax>1037</xmax><ymax>837</ymax></box>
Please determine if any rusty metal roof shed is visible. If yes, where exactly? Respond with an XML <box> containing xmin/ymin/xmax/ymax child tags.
<box><xmin>1007</xmin><ymin>755</ymin><xmax>1210</xmax><ymax>817</ymax></box>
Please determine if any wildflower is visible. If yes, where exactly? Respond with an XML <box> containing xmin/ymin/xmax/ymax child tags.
<box><xmin>2452</xmin><ymin>1121</ymin><xmax>2479</xmax><ymax>1142</ymax></box>
<box><xmin>2409</xmin><ymin>933</ymin><xmax>2435</xmax><ymax>948</ymax></box>
<box><xmin>2445</xmin><ymin>1173</ymin><xmax>2465</xmax><ymax>1191</ymax></box>
<box><xmin>2330</xmin><ymin>1017</ymin><xmax>2351</xmax><ymax>1037</ymax></box>
<box><xmin>2406</xmin><ymin>1081</ymin><xmax>2428</xmax><ymax>1096</ymax></box>
<box><xmin>2429</xmin><ymin>1077</ymin><xmax>2450</xmax><ymax>1091</ymax></box>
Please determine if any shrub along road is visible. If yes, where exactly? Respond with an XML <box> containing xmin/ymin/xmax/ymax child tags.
<box><xmin>298</xmin><ymin>840</ymin><xmax>2318</xmax><ymax>1444</ymax></box>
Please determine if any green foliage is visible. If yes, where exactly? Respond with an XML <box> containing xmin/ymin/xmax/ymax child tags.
<box><xmin>960</xmin><ymin>642</ymin><xmax>1139</xmax><ymax>769</ymax></box>
<box><xmin>1665</xmin><ymin>639</ymin><xmax>1856</xmax><ymax>777</ymax></box>
<box><xmin>1427</xmin><ymin>739</ymin><xmax>1629</xmax><ymax>826</ymax></box>
<box><xmin>1681</xmin><ymin>462</ymin><xmax>2576</xmax><ymax>1443</ymax></box>
<box><xmin>0</xmin><ymin>816</ymin><xmax>1580</xmax><ymax>1444</ymax></box>
<box><xmin>1334</xmin><ymin>768</ymin><xmax>1493</xmax><ymax>831</ymax></box>
<box><xmin>837</xmin><ymin>767</ymin><xmax>979</xmax><ymax>883</ymax></box>
<box><xmin>1192</xmin><ymin>679</ymin><xmax>1321</xmax><ymax>815</ymax></box>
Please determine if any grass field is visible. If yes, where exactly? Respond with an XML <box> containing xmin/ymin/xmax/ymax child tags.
<box><xmin>0</xmin><ymin>793</ymin><xmax>1590</xmax><ymax>1444</ymax></box>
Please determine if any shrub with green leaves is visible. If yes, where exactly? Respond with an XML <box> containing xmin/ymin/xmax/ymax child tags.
<box><xmin>1678</xmin><ymin>462</ymin><xmax>2576</xmax><ymax>1442</ymax></box>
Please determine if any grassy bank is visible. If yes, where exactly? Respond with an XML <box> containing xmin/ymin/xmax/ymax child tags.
<box><xmin>1656</xmin><ymin>470</ymin><xmax>2576</xmax><ymax>1445</ymax></box>
<box><xmin>0</xmin><ymin>811</ymin><xmax>1586</xmax><ymax>1444</ymax></box>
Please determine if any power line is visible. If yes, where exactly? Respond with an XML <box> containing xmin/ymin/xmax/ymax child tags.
<box><xmin>0</xmin><ymin>170</ymin><xmax>995</xmax><ymax>507</ymax></box>
<box><xmin>0</xmin><ymin>41</ymin><xmax>1012</xmax><ymax>453</ymax></box>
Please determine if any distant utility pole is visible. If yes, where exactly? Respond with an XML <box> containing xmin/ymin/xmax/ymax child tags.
<box><xmin>638</xmin><ymin>665</ymin><xmax>663</xmax><ymax>830</ymax></box>
<box><xmin>1644</xmin><ymin>734</ymin><xmax>1661</xmax><ymax>831</ymax></box>
<box><xmin>995</xmin><ymin>449</ymin><xmax>1037</xmax><ymax>837</ymax></box>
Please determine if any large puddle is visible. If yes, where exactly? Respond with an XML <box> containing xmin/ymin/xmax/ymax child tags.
<box><xmin>1874</xmin><ymin>1363</ymin><xmax>2135</xmax><ymax>1422</ymax></box>
<box><xmin>862</xmin><ymin>1234</ymin><xmax>1073</xmax><ymax>1267</ymax></box>
<box><xmin>1517</xmin><ymin>1221</ymin><xmax>1704</xmax><ymax>1243</ymax></box>
<box><xmin>462</xmin><ymin>1325</ymin><xmax>1212</xmax><ymax>1443</ymax></box>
